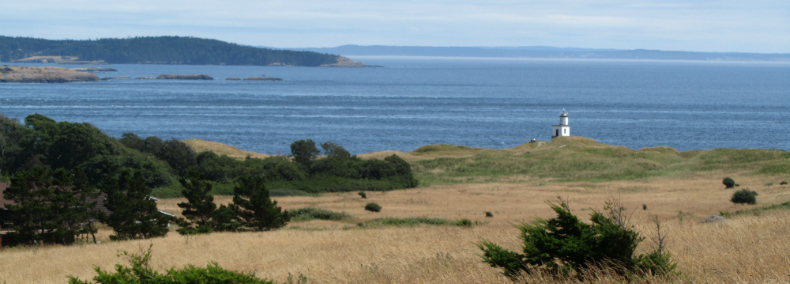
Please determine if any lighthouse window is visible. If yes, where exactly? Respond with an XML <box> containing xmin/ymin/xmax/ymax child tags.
<box><xmin>564</xmin><ymin>129</ymin><xmax>566</xmax><ymax>134</ymax></box>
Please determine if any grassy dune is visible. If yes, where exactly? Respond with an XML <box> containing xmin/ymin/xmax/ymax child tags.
<box><xmin>183</xmin><ymin>139</ymin><xmax>270</xmax><ymax>159</ymax></box>
<box><xmin>3</xmin><ymin>137</ymin><xmax>790</xmax><ymax>283</ymax></box>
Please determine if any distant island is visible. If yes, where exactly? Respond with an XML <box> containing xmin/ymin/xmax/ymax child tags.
<box><xmin>287</xmin><ymin>45</ymin><xmax>790</xmax><ymax>62</ymax></box>
<box><xmin>0</xmin><ymin>65</ymin><xmax>99</xmax><ymax>83</ymax></box>
<box><xmin>0</xmin><ymin>36</ymin><xmax>368</xmax><ymax>67</ymax></box>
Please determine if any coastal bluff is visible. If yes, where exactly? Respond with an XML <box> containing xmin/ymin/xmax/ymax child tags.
<box><xmin>0</xmin><ymin>66</ymin><xmax>99</xmax><ymax>83</ymax></box>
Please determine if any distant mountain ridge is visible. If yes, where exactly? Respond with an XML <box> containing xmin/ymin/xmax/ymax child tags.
<box><xmin>285</xmin><ymin>45</ymin><xmax>790</xmax><ymax>62</ymax></box>
<box><xmin>0</xmin><ymin>36</ymin><xmax>362</xmax><ymax>67</ymax></box>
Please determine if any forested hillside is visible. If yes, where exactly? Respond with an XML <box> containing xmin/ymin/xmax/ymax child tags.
<box><xmin>0</xmin><ymin>36</ymin><xmax>341</xmax><ymax>66</ymax></box>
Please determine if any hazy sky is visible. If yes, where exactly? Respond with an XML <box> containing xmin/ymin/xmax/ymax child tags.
<box><xmin>1</xmin><ymin>0</ymin><xmax>788</xmax><ymax>53</ymax></box>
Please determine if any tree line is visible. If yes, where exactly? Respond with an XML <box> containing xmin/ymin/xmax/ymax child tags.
<box><xmin>0</xmin><ymin>36</ymin><xmax>340</xmax><ymax>66</ymax></box>
<box><xmin>0</xmin><ymin>113</ymin><xmax>417</xmax><ymax>245</ymax></box>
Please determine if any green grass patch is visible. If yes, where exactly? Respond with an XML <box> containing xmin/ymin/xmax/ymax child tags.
<box><xmin>289</xmin><ymin>207</ymin><xmax>351</xmax><ymax>222</ymax></box>
<box><xmin>360</xmin><ymin>217</ymin><xmax>478</xmax><ymax>228</ymax></box>
<box><xmin>412</xmin><ymin>143</ymin><xmax>790</xmax><ymax>186</ymax></box>
<box><xmin>722</xmin><ymin>200</ymin><xmax>790</xmax><ymax>218</ymax></box>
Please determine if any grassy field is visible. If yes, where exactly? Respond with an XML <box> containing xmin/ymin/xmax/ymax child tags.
<box><xmin>2</xmin><ymin>137</ymin><xmax>789</xmax><ymax>283</ymax></box>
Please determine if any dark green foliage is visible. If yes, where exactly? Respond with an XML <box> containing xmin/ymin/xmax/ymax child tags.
<box><xmin>291</xmin><ymin>139</ymin><xmax>320</xmax><ymax>167</ymax></box>
<box><xmin>229</xmin><ymin>175</ymin><xmax>289</xmax><ymax>231</ymax></box>
<box><xmin>364</xmin><ymin>202</ymin><xmax>382</xmax><ymax>212</ymax></box>
<box><xmin>102</xmin><ymin>170</ymin><xmax>171</xmax><ymax>240</ymax></box>
<box><xmin>731</xmin><ymin>188</ymin><xmax>758</xmax><ymax>205</ymax></box>
<box><xmin>485</xmin><ymin>211</ymin><xmax>493</xmax><ymax>217</ymax></box>
<box><xmin>0</xmin><ymin>114</ymin><xmax>174</xmax><ymax>188</ymax></box>
<box><xmin>479</xmin><ymin>199</ymin><xmax>675</xmax><ymax>278</ymax></box>
<box><xmin>289</xmin><ymin>207</ymin><xmax>351</xmax><ymax>222</ymax></box>
<box><xmin>0</xmin><ymin>65</ymin><xmax>11</xmax><ymax>74</ymax></box>
<box><xmin>211</xmin><ymin>205</ymin><xmax>242</xmax><ymax>232</ymax></box>
<box><xmin>176</xmin><ymin>171</ymin><xmax>216</xmax><ymax>233</ymax></box>
<box><xmin>458</xmin><ymin>218</ymin><xmax>473</xmax><ymax>227</ymax></box>
<box><xmin>1</xmin><ymin>35</ymin><xmax>338</xmax><ymax>67</ymax></box>
<box><xmin>781</xmin><ymin>181</ymin><xmax>788</xmax><ymax>185</ymax></box>
<box><xmin>358</xmin><ymin>191</ymin><xmax>367</xmax><ymax>198</ymax></box>
<box><xmin>321</xmin><ymin>141</ymin><xmax>351</xmax><ymax>159</ymax></box>
<box><xmin>643</xmin><ymin>204</ymin><xmax>647</xmax><ymax>210</ymax></box>
<box><xmin>68</xmin><ymin>245</ymin><xmax>273</xmax><ymax>284</ymax></box>
<box><xmin>2</xmin><ymin>166</ymin><xmax>99</xmax><ymax>245</ymax></box>
<box><xmin>159</xmin><ymin>139</ymin><xmax>197</xmax><ymax>176</ymax></box>
<box><xmin>723</xmin><ymin>177</ymin><xmax>735</xmax><ymax>188</ymax></box>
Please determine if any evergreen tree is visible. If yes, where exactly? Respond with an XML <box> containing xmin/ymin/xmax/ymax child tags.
<box><xmin>3</xmin><ymin>166</ymin><xmax>98</xmax><ymax>245</ymax></box>
<box><xmin>51</xmin><ymin>167</ymin><xmax>100</xmax><ymax>243</ymax></box>
<box><xmin>176</xmin><ymin>170</ymin><xmax>216</xmax><ymax>232</ymax></box>
<box><xmin>229</xmin><ymin>175</ymin><xmax>288</xmax><ymax>231</ymax></box>
<box><xmin>102</xmin><ymin>170</ymin><xmax>170</xmax><ymax>240</ymax></box>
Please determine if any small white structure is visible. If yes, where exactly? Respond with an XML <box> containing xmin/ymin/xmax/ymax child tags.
<box><xmin>551</xmin><ymin>110</ymin><xmax>570</xmax><ymax>139</ymax></box>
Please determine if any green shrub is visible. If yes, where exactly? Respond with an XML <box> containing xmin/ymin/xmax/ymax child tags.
<box><xmin>781</xmin><ymin>181</ymin><xmax>788</xmax><ymax>185</ymax></box>
<box><xmin>478</xmin><ymin>198</ymin><xmax>675</xmax><ymax>279</ymax></box>
<box><xmin>723</xmin><ymin>177</ymin><xmax>735</xmax><ymax>188</ymax></box>
<box><xmin>365</xmin><ymin>202</ymin><xmax>382</xmax><ymax>212</ymax></box>
<box><xmin>289</xmin><ymin>207</ymin><xmax>351</xmax><ymax>222</ymax></box>
<box><xmin>68</xmin><ymin>245</ymin><xmax>273</xmax><ymax>284</ymax></box>
<box><xmin>731</xmin><ymin>188</ymin><xmax>758</xmax><ymax>205</ymax></box>
<box><xmin>358</xmin><ymin>191</ymin><xmax>367</xmax><ymax>198</ymax></box>
<box><xmin>485</xmin><ymin>211</ymin><xmax>493</xmax><ymax>217</ymax></box>
<box><xmin>360</xmin><ymin>217</ymin><xmax>475</xmax><ymax>227</ymax></box>
<box><xmin>457</xmin><ymin>218</ymin><xmax>473</xmax><ymax>227</ymax></box>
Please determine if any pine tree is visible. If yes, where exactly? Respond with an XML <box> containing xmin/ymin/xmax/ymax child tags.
<box><xmin>102</xmin><ymin>170</ymin><xmax>170</xmax><ymax>240</ymax></box>
<box><xmin>3</xmin><ymin>166</ymin><xmax>98</xmax><ymax>245</ymax></box>
<box><xmin>51</xmin><ymin>167</ymin><xmax>100</xmax><ymax>243</ymax></box>
<box><xmin>229</xmin><ymin>175</ymin><xmax>288</xmax><ymax>231</ymax></box>
<box><xmin>176</xmin><ymin>170</ymin><xmax>216</xmax><ymax>232</ymax></box>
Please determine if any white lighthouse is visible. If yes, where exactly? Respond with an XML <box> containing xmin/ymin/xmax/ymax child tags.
<box><xmin>551</xmin><ymin>110</ymin><xmax>570</xmax><ymax>139</ymax></box>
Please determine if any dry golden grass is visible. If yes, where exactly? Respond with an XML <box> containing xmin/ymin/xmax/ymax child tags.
<box><xmin>4</xmin><ymin>173</ymin><xmax>790</xmax><ymax>283</ymax></box>
<box><xmin>183</xmin><ymin>139</ymin><xmax>271</xmax><ymax>159</ymax></box>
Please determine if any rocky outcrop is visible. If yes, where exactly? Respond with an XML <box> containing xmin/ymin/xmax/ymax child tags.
<box><xmin>243</xmin><ymin>76</ymin><xmax>283</xmax><ymax>81</ymax></box>
<box><xmin>0</xmin><ymin>66</ymin><xmax>99</xmax><ymax>83</ymax></box>
<box><xmin>156</xmin><ymin>74</ymin><xmax>213</xmax><ymax>80</ymax></box>
<box><xmin>71</xmin><ymin>67</ymin><xmax>117</xmax><ymax>72</ymax></box>
<box><xmin>100</xmin><ymin>76</ymin><xmax>131</xmax><ymax>81</ymax></box>
<box><xmin>320</xmin><ymin>56</ymin><xmax>371</xmax><ymax>67</ymax></box>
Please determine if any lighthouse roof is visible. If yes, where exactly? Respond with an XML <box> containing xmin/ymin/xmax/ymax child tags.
<box><xmin>560</xmin><ymin>112</ymin><xmax>568</xmax><ymax>117</ymax></box>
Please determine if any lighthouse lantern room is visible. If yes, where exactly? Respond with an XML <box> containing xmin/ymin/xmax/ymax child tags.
<box><xmin>551</xmin><ymin>110</ymin><xmax>570</xmax><ymax>139</ymax></box>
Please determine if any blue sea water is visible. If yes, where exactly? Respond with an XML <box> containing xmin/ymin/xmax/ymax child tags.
<box><xmin>0</xmin><ymin>57</ymin><xmax>788</xmax><ymax>154</ymax></box>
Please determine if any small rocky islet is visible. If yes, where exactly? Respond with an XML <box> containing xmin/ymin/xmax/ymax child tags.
<box><xmin>1</xmin><ymin>66</ymin><xmax>284</xmax><ymax>83</ymax></box>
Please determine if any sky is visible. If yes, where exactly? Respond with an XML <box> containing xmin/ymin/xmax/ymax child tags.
<box><xmin>1</xmin><ymin>0</ymin><xmax>788</xmax><ymax>53</ymax></box>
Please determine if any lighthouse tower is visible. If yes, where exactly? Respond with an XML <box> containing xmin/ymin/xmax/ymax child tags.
<box><xmin>551</xmin><ymin>110</ymin><xmax>570</xmax><ymax>139</ymax></box>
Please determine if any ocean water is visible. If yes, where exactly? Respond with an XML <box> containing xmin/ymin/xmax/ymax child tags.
<box><xmin>0</xmin><ymin>57</ymin><xmax>788</xmax><ymax>154</ymax></box>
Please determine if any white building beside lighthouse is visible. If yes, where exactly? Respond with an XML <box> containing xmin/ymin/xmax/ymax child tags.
<box><xmin>551</xmin><ymin>110</ymin><xmax>570</xmax><ymax>139</ymax></box>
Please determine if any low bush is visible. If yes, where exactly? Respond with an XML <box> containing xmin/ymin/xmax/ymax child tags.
<box><xmin>68</xmin><ymin>245</ymin><xmax>273</xmax><ymax>284</ymax></box>
<box><xmin>360</xmin><ymin>217</ymin><xmax>475</xmax><ymax>227</ymax></box>
<box><xmin>723</xmin><ymin>177</ymin><xmax>735</xmax><ymax>188</ymax></box>
<box><xmin>289</xmin><ymin>207</ymin><xmax>351</xmax><ymax>222</ymax></box>
<box><xmin>365</xmin><ymin>202</ymin><xmax>382</xmax><ymax>212</ymax></box>
<box><xmin>358</xmin><ymin>191</ymin><xmax>367</xmax><ymax>198</ymax></box>
<box><xmin>731</xmin><ymin>188</ymin><xmax>758</xmax><ymax>205</ymax></box>
<box><xmin>781</xmin><ymin>181</ymin><xmax>788</xmax><ymax>185</ymax></box>
<box><xmin>478</xmin><ymin>198</ymin><xmax>676</xmax><ymax>279</ymax></box>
